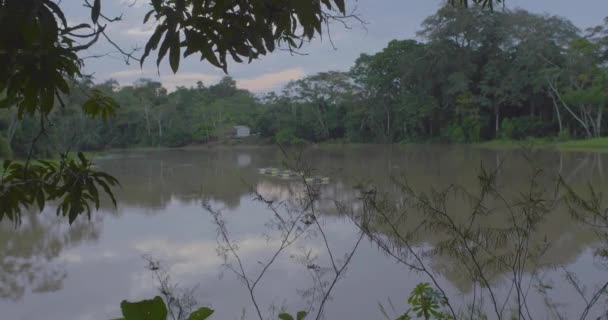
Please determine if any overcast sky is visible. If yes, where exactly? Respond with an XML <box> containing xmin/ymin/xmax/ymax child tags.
<box><xmin>69</xmin><ymin>0</ymin><xmax>608</xmax><ymax>93</ymax></box>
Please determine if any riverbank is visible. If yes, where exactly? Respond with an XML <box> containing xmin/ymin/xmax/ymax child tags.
<box><xmin>475</xmin><ymin>137</ymin><xmax>608</xmax><ymax>152</ymax></box>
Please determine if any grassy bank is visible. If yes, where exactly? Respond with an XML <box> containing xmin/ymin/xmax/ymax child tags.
<box><xmin>557</xmin><ymin>137</ymin><xmax>608</xmax><ymax>152</ymax></box>
<box><xmin>475</xmin><ymin>138</ymin><xmax>555</xmax><ymax>150</ymax></box>
<box><xmin>476</xmin><ymin>137</ymin><xmax>608</xmax><ymax>152</ymax></box>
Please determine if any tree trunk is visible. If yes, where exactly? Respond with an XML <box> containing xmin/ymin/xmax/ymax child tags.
<box><xmin>550</xmin><ymin>92</ymin><xmax>563</xmax><ymax>135</ymax></box>
<box><xmin>315</xmin><ymin>102</ymin><xmax>329</xmax><ymax>139</ymax></box>
<box><xmin>548</xmin><ymin>81</ymin><xmax>592</xmax><ymax>138</ymax></box>
<box><xmin>595</xmin><ymin>104</ymin><xmax>603</xmax><ymax>138</ymax></box>
<box><xmin>144</xmin><ymin>106</ymin><xmax>151</xmax><ymax>136</ymax></box>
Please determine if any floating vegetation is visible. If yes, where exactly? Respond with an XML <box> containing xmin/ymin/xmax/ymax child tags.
<box><xmin>257</xmin><ymin>167</ymin><xmax>330</xmax><ymax>184</ymax></box>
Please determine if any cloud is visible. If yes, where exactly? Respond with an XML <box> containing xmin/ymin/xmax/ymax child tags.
<box><xmin>106</xmin><ymin>67</ymin><xmax>305</xmax><ymax>92</ymax></box>
<box><xmin>133</xmin><ymin>236</ymin><xmax>322</xmax><ymax>277</ymax></box>
<box><xmin>161</xmin><ymin>73</ymin><xmax>222</xmax><ymax>90</ymax></box>
<box><xmin>109</xmin><ymin>69</ymin><xmax>146</xmax><ymax>78</ymax></box>
<box><xmin>117</xmin><ymin>0</ymin><xmax>148</xmax><ymax>8</ymax></box>
<box><xmin>108</xmin><ymin>69</ymin><xmax>221</xmax><ymax>90</ymax></box>
<box><xmin>238</xmin><ymin>68</ymin><xmax>306</xmax><ymax>92</ymax></box>
<box><xmin>124</xmin><ymin>25</ymin><xmax>155</xmax><ymax>38</ymax></box>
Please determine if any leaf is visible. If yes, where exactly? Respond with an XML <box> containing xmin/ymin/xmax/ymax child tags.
<box><xmin>120</xmin><ymin>296</ymin><xmax>167</xmax><ymax>320</ymax></box>
<box><xmin>333</xmin><ymin>0</ymin><xmax>346</xmax><ymax>13</ymax></box>
<box><xmin>278</xmin><ymin>314</ymin><xmax>294</xmax><ymax>320</ymax></box>
<box><xmin>141</xmin><ymin>25</ymin><xmax>167</xmax><ymax>66</ymax></box>
<box><xmin>157</xmin><ymin>31</ymin><xmax>173</xmax><ymax>67</ymax></box>
<box><xmin>188</xmin><ymin>307</ymin><xmax>214</xmax><ymax>320</ymax></box>
<box><xmin>169</xmin><ymin>33</ymin><xmax>181</xmax><ymax>73</ymax></box>
<box><xmin>44</xmin><ymin>0</ymin><xmax>68</xmax><ymax>27</ymax></box>
<box><xmin>296</xmin><ymin>311</ymin><xmax>307</xmax><ymax>320</ymax></box>
<box><xmin>91</xmin><ymin>0</ymin><xmax>101</xmax><ymax>24</ymax></box>
<box><xmin>36</xmin><ymin>189</ymin><xmax>45</xmax><ymax>212</ymax></box>
<box><xmin>143</xmin><ymin>10</ymin><xmax>155</xmax><ymax>24</ymax></box>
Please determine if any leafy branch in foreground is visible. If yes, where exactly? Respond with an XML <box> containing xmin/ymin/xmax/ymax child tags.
<box><xmin>0</xmin><ymin>0</ymin><xmax>123</xmax><ymax>223</ymax></box>
<box><xmin>0</xmin><ymin>152</ymin><xmax>119</xmax><ymax>224</ymax></box>
<box><xmin>140</xmin><ymin>0</ymin><xmax>360</xmax><ymax>73</ymax></box>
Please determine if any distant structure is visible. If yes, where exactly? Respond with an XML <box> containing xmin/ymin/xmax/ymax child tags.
<box><xmin>233</xmin><ymin>125</ymin><xmax>251</xmax><ymax>138</ymax></box>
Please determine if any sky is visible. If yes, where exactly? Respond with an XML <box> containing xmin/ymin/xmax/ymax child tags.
<box><xmin>65</xmin><ymin>0</ymin><xmax>608</xmax><ymax>93</ymax></box>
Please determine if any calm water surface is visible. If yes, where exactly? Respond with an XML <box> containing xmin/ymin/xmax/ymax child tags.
<box><xmin>1</xmin><ymin>145</ymin><xmax>607</xmax><ymax>319</ymax></box>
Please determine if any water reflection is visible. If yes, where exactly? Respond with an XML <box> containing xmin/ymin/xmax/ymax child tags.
<box><xmin>0</xmin><ymin>212</ymin><xmax>100</xmax><ymax>301</ymax></box>
<box><xmin>1</xmin><ymin>146</ymin><xmax>607</xmax><ymax>319</ymax></box>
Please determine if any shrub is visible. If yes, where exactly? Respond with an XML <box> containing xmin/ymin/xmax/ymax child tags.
<box><xmin>163</xmin><ymin>128</ymin><xmax>194</xmax><ymax>148</ymax></box>
<box><xmin>275</xmin><ymin>128</ymin><xmax>305</xmax><ymax>146</ymax></box>
<box><xmin>510</xmin><ymin>117</ymin><xmax>549</xmax><ymax>140</ymax></box>
<box><xmin>557</xmin><ymin>127</ymin><xmax>572</xmax><ymax>142</ymax></box>
<box><xmin>500</xmin><ymin>118</ymin><xmax>515</xmax><ymax>140</ymax></box>
<box><xmin>443</xmin><ymin>124</ymin><xmax>466</xmax><ymax>143</ymax></box>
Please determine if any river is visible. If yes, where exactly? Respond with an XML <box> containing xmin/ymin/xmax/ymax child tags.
<box><xmin>1</xmin><ymin>145</ymin><xmax>607</xmax><ymax>319</ymax></box>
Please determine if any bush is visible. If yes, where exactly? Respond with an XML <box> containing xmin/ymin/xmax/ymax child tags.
<box><xmin>443</xmin><ymin>124</ymin><xmax>466</xmax><ymax>143</ymax></box>
<box><xmin>557</xmin><ymin>127</ymin><xmax>572</xmax><ymax>142</ymax></box>
<box><xmin>510</xmin><ymin>117</ymin><xmax>549</xmax><ymax>140</ymax></box>
<box><xmin>500</xmin><ymin>118</ymin><xmax>515</xmax><ymax>139</ymax></box>
<box><xmin>163</xmin><ymin>128</ymin><xmax>194</xmax><ymax>148</ymax></box>
<box><xmin>275</xmin><ymin>128</ymin><xmax>305</xmax><ymax>146</ymax></box>
<box><xmin>0</xmin><ymin>136</ymin><xmax>12</xmax><ymax>159</ymax></box>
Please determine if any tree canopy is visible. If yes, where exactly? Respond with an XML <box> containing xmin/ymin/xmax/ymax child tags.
<box><xmin>4</xmin><ymin>6</ymin><xmax>608</xmax><ymax>155</ymax></box>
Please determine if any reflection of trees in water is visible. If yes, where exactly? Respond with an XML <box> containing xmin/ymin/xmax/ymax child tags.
<box><xmin>252</xmin><ymin>147</ymin><xmax>608</xmax><ymax>294</ymax></box>
<box><xmin>96</xmin><ymin>147</ymin><xmax>608</xmax><ymax>211</ymax></box>
<box><xmin>96</xmin><ymin>148</ymin><xmax>285</xmax><ymax>211</ymax></box>
<box><xmin>0</xmin><ymin>212</ymin><xmax>101</xmax><ymax>301</ymax></box>
<box><xmin>95</xmin><ymin>147</ymin><xmax>608</xmax><ymax>292</ymax></box>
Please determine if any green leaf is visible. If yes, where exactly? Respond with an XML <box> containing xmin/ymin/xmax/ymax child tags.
<box><xmin>278</xmin><ymin>314</ymin><xmax>294</xmax><ymax>320</ymax></box>
<box><xmin>296</xmin><ymin>311</ymin><xmax>307</xmax><ymax>320</ymax></box>
<box><xmin>188</xmin><ymin>307</ymin><xmax>214</xmax><ymax>320</ymax></box>
<box><xmin>120</xmin><ymin>296</ymin><xmax>167</xmax><ymax>320</ymax></box>
<box><xmin>91</xmin><ymin>0</ymin><xmax>101</xmax><ymax>24</ymax></box>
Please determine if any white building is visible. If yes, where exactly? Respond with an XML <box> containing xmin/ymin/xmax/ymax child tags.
<box><xmin>233</xmin><ymin>125</ymin><xmax>251</xmax><ymax>138</ymax></box>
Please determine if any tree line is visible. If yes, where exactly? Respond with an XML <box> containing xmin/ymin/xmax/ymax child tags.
<box><xmin>2</xmin><ymin>6</ymin><xmax>608</xmax><ymax>158</ymax></box>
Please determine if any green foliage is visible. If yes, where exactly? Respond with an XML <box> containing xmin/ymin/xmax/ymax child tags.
<box><xmin>500</xmin><ymin>118</ymin><xmax>515</xmax><ymax>140</ymax></box>
<box><xmin>443</xmin><ymin>124</ymin><xmax>467</xmax><ymax>143</ymax></box>
<box><xmin>115</xmin><ymin>296</ymin><xmax>309</xmax><ymax>320</ymax></box>
<box><xmin>82</xmin><ymin>89</ymin><xmax>119</xmax><ymax>123</ymax></box>
<box><xmin>141</xmin><ymin>0</ymin><xmax>350</xmax><ymax>73</ymax></box>
<box><xmin>4</xmin><ymin>5</ymin><xmax>607</xmax><ymax>158</ymax></box>
<box><xmin>119</xmin><ymin>297</ymin><xmax>168</xmax><ymax>320</ymax></box>
<box><xmin>397</xmin><ymin>283</ymin><xmax>453</xmax><ymax>320</ymax></box>
<box><xmin>275</xmin><ymin>128</ymin><xmax>305</xmax><ymax>146</ymax></box>
<box><xmin>2</xmin><ymin>0</ymin><xmax>364</xmax><ymax>223</ymax></box>
<box><xmin>278</xmin><ymin>311</ymin><xmax>308</xmax><ymax>320</ymax></box>
<box><xmin>116</xmin><ymin>297</ymin><xmax>216</xmax><ymax>320</ymax></box>
<box><xmin>0</xmin><ymin>153</ymin><xmax>119</xmax><ymax>224</ymax></box>
<box><xmin>558</xmin><ymin>137</ymin><xmax>608</xmax><ymax>151</ymax></box>
<box><xmin>558</xmin><ymin>127</ymin><xmax>572</xmax><ymax>141</ymax></box>
<box><xmin>188</xmin><ymin>307</ymin><xmax>215</xmax><ymax>320</ymax></box>
<box><xmin>508</xmin><ymin>117</ymin><xmax>548</xmax><ymax>140</ymax></box>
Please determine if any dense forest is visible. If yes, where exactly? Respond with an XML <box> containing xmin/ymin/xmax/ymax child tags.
<box><xmin>2</xmin><ymin>6</ymin><xmax>608</xmax><ymax>158</ymax></box>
